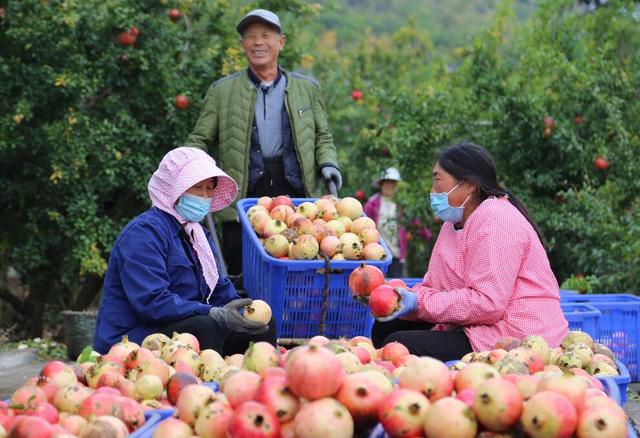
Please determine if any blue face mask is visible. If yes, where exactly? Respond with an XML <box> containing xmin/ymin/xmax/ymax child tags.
<box><xmin>430</xmin><ymin>182</ymin><xmax>470</xmax><ymax>224</ymax></box>
<box><xmin>175</xmin><ymin>193</ymin><xmax>212</xmax><ymax>222</ymax></box>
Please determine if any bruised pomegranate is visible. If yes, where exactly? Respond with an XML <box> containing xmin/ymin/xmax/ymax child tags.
<box><xmin>244</xmin><ymin>300</ymin><xmax>272</xmax><ymax>325</ymax></box>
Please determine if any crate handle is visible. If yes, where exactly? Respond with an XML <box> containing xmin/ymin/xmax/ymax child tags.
<box><xmin>319</xmin><ymin>253</ymin><xmax>331</xmax><ymax>336</ymax></box>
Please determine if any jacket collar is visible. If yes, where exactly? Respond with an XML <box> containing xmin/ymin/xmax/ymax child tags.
<box><xmin>247</xmin><ymin>67</ymin><xmax>283</xmax><ymax>88</ymax></box>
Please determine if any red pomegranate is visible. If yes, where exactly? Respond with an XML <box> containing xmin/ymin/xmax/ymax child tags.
<box><xmin>369</xmin><ymin>285</ymin><xmax>399</xmax><ymax>317</ymax></box>
<box><xmin>285</xmin><ymin>345</ymin><xmax>345</xmax><ymax>400</ymax></box>
<box><xmin>227</xmin><ymin>401</ymin><xmax>280</xmax><ymax>438</ymax></box>
<box><xmin>348</xmin><ymin>263</ymin><xmax>385</xmax><ymax>297</ymax></box>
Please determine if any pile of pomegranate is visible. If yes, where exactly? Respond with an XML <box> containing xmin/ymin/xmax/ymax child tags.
<box><xmin>0</xmin><ymin>328</ymin><xmax>628</xmax><ymax>437</ymax></box>
<box><xmin>246</xmin><ymin>195</ymin><xmax>388</xmax><ymax>261</ymax></box>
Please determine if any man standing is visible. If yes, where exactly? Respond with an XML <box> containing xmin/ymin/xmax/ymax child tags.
<box><xmin>184</xmin><ymin>9</ymin><xmax>341</xmax><ymax>276</ymax></box>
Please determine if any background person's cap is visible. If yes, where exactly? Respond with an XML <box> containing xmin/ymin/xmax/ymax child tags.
<box><xmin>236</xmin><ymin>9</ymin><xmax>282</xmax><ymax>35</ymax></box>
<box><xmin>373</xmin><ymin>167</ymin><xmax>402</xmax><ymax>188</ymax></box>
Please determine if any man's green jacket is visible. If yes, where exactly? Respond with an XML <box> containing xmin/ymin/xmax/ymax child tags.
<box><xmin>184</xmin><ymin>68</ymin><xmax>339</xmax><ymax>222</ymax></box>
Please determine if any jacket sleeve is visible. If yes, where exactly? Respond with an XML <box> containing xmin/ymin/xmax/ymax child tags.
<box><xmin>117</xmin><ymin>222</ymin><xmax>212</xmax><ymax>325</ymax></box>
<box><xmin>410</xmin><ymin>223</ymin><xmax>526</xmax><ymax>326</ymax></box>
<box><xmin>311</xmin><ymin>83</ymin><xmax>339</xmax><ymax>169</ymax></box>
<box><xmin>184</xmin><ymin>83</ymin><xmax>219</xmax><ymax>153</ymax></box>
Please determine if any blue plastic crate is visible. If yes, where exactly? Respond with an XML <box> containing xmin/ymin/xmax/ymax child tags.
<box><xmin>130</xmin><ymin>408</ymin><xmax>174</xmax><ymax>438</ymax></box>
<box><xmin>599</xmin><ymin>359</ymin><xmax>632</xmax><ymax>405</ymax></box>
<box><xmin>400</xmin><ymin>278</ymin><xmax>422</xmax><ymax>288</ymax></box>
<box><xmin>238</xmin><ymin>198</ymin><xmax>392</xmax><ymax>339</ymax></box>
<box><xmin>560</xmin><ymin>302</ymin><xmax>600</xmax><ymax>337</ymax></box>
<box><xmin>561</xmin><ymin>294</ymin><xmax>640</xmax><ymax>380</ymax></box>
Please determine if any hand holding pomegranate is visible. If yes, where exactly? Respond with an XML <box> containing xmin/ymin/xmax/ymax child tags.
<box><xmin>209</xmin><ymin>298</ymin><xmax>269</xmax><ymax>334</ymax></box>
<box><xmin>371</xmin><ymin>287</ymin><xmax>417</xmax><ymax>321</ymax></box>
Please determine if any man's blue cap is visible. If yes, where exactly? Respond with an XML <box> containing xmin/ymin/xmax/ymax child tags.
<box><xmin>236</xmin><ymin>9</ymin><xmax>282</xmax><ymax>35</ymax></box>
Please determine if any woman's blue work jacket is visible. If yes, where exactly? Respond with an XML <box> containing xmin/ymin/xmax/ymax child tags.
<box><xmin>93</xmin><ymin>207</ymin><xmax>238</xmax><ymax>353</ymax></box>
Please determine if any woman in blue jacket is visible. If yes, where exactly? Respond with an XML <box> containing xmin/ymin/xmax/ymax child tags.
<box><xmin>94</xmin><ymin>147</ymin><xmax>274</xmax><ymax>354</ymax></box>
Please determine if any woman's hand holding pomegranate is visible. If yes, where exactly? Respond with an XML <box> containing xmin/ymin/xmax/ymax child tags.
<box><xmin>209</xmin><ymin>298</ymin><xmax>269</xmax><ymax>334</ymax></box>
<box><xmin>374</xmin><ymin>287</ymin><xmax>417</xmax><ymax>322</ymax></box>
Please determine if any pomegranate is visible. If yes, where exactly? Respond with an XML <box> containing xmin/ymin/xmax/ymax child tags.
<box><xmin>294</xmin><ymin>398</ymin><xmax>354</xmax><ymax>438</ymax></box>
<box><xmin>124</xmin><ymin>348</ymin><xmax>155</xmax><ymax>371</ymax></box>
<box><xmin>264</xmin><ymin>234</ymin><xmax>289</xmax><ymax>258</ymax></box>
<box><xmin>34</xmin><ymin>376</ymin><xmax>60</xmax><ymax>404</ymax></box>
<box><xmin>167</xmin><ymin>372</ymin><xmax>198</xmax><ymax>405</ymax></box>
<box><xmin>336</xmin><ymin>372</ymin><xmax>385</xmax><ymax>427</ymax></box>
<box><xmin>456</xmin><ymin>388</ymin><xmax>476</xmax><ymax>408</ymax></box>
<box><xmin>538</xmin><ymin>372</ymin><xmax>589</xmax><ymax>413</ymax></box>
<box><xmin>423</xmin><ymin>397</ymin><xmax>477</xmax><ymax>438</ymax></box>
<box><xmin>508</xmin><ymin>347</ymin><xmax>544</xmax><ymax>373</ymax></box>
<box><xmin>454</xmin><ymin>362</ymin><xmax>500</xmax><ymax>392</ymax></box>
<box><xmin>79</xmin><ymin>415</ymin><xmax>129</xmax><ymax>438</ymax></box>
<box><xmin>227</xmin><ymin>401</ymin><xmax>280</xmax><ymax>438</ymax></box>
<box><xmin>254</xmin><ymin>376</ymin><xmax>300</xmax><ymax>424</ymax></box>
<box><xmin>136</xmin><ymin>357</ymin><xmax>170</xmax><ymax>385</ymax></box>
<box><xmin>270</xmin><ymin>195</ymin><xmax>293</xmax><ymax>210</ymax></box>
<box><xmin>378</xmin><ymin>388</ymin><xmax>430</xmax><ymax>437</ymax></box>
<box><xmin>308</xmin><ymin>335</ymin><xmax>331</xmax><ymax>346</ymax></box>
<box><xmin>285</xmin><ymin>345</ymin><xmax>345</xmax><ymax>400</ymax></box>
<box><xmin>350</xmin><ymin>346</ymin><xmax>371</xmax><ymax>364</ymax></box>
<box><xmin>77</xmin><ymin>392</ymin><xmax>121</xmax><ymax>419</ymax></box>
<box><xmin>243</xmin><ymin>342</ymin><xmax>280</xmax><ymax>373</ymax></box>
<box><xmin>325</xmin><ymin>220</ymin><xmax>346</xmax><ymax>237</ymax></box>
<box><xmin>135</xmin><ymin>374</ymin><xmax>163</xmax><ymax>400</ymax></box>
<box><xmin>386</xmin><ymin>279</ymin><xmax>408</xmax><ymax>289</ymax></box>
<box><xmin>247</xmin><ymin>205</ymin><xmax>269</xmax><ymax>218</ymax></box>
<box><xmin>473</xmin><ymin>377</ymin><xmax>523</xmax><ymax>432</ymax></box>
<box><xmin>290</xmin><ymin>235</ymin><xmax>319</xmax><ymax>259</ymax></box>
<box><xmin>269</xmin><ymin>205</ymin><xmax>295</xmax><ymax>225</ymax></box>
<box><xmin>336</xmin><ymin>352</ymin><xmax>363</xmax><ymax>373</ymax></box>
<box><xmin>169</xmin><ymin>348</ymin><xmax>203</xmax><ymax>376</ymax></box>
<box><xmin>296</xmin><ymin>202</ymin><xmax>319</xmax><ymax>220</ymax></box>
<box><xmin>381</xmin><ymin>342</ymin><xmax>410</xmax><ymax>366</ymax></box>
<box><xmin>225</xmin><ymin>354</ymin><xmax>245</xmax><ymax>367</ymax></box>
<box><xmin>350</xmin><ymin>217</ymin><xmax>376</xmax><ymax>235</ymax></box>
<box><xmin>53</xmin><ymin>384</ymin><xmax>93</xmax><ymax>414</ymax></box>
<box><xmin>31</xmin><ymin>402</ymin><xmax>59</xmax><ymax>424</ymax></box>
<box><xmin>108</xmin><ymin>335</ymin><xmax>140</xmax><ymax>362</ymax></box>
<box><xmin>315</xmin><ymin>199</ymin><xmax>338</xmax><ymax>221</ymax></box>
<box><xmin>7</xmin><ymin>416</ymin><xmax>53</xmax><ymax>438</ymax></box>
<box><xmin>176</xmin><ymin>384</ymin><xmax>218</xmax><ymax>426</ymax></box>
<box><xmin>118</xmin><ymin>396</ymin><xmax>145</xmax><ymax>431</ymax></box>
<box><xmin>10</xmin><ymin>386</ymin><xmax>47</xmax><ymax>414</ymax></box>
<box><xmin>398</xmin><ymin>356</ymin><xmax>453</xmax><ymax>401</ymax></box>
<box><xmin>348</xmin><ymin>263</ymin><xmax>385</xmax><ymax>297</ymax></box>
<box><xmin>521</xmin><ymin>390</ymin><xmax>577</xmax><ymax>438</ymax></box>
<box><xmin>578</xmin><ymin>399</ymin><xmax>627</xmax><ymax>437</ymax></box>
<box><xmin>152</xmin><ymin>417</ymin><xmax>193</xmax><ymax>438</ymax></box>
<box><xmin>360</xmin><ymin>227</ymin><xmax>381</xmax><ymax>245</ymax></box>
<box><xmin>257</xmin><ymin>196</ymin><xmax>273</xmax><ymax>211</ymax></box>
<box><xmin>244</xmin><ymin>300</ymin><xmax>272</xmax><ymax>325</ymax></box>
<box><xmin>40</xmin><ymin>361</ymin><xmax>78</xmax><ymax>388</ymax></box>
<box><xmin>493</xmin><ymin>336</ymin><xmax>521</xmax><ymax>351</ymax></box>
<box><xmin>336</xmin><ymin>197</ymin><xmax>363</xmax><ymax>220</ymax></box>
<box><xmin>141</xmin><ymin>333</ymin><xmax>171</xmax><ymax>352</ymax></box>
<box><xmin>59</xmin><ymin>414</ymin><xmax>88</xmax><ymax>435</ymax></box>
<box><xmin>369</xmin><ymin>285</ymin><xmax>399</xmax><ymax>317</ymax></box>
<box><xmin>194</xmin><ymin>401</ymin><xmax>233</xmax><ymax>438</ymax></box>
<box><xmin>221</xmin><ymin>371</ymin><xmax>261</xmax><ymax>408</ymax></box>
<box><xmin>172</xmin><ymin>332</ymin><xmax>201</xmax><ymax>353</ymax></box>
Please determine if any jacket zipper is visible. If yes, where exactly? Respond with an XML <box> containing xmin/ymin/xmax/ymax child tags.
<box><xmin>243</xmin><ymin>81</ymin><xmax>257</xmax><ymax>201</ymax></box>
<box><xmin>284</xmin><ymin>86</ymin><xmax>308</xmax><ymax>196</ymax></box>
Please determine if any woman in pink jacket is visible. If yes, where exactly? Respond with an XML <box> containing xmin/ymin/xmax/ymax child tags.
<box><xmin>371</xmin><ymin>141</ymin><xmax>568</xmax><ymax>361</ymax></box>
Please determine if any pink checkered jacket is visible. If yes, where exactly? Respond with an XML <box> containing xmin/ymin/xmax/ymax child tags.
<box><xmin>409</xmin><ymin>197</ymin><xmax>568</xmax><ymax>352</ymax></box>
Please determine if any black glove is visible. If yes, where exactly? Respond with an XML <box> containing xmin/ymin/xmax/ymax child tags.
<box><xmin>321</xmin><ymin>166</ymin><xmax>343</xmax><ymax>194</ymax></box>
<box><xmin>209</xmin><ymin>298</ymin><xmax>269</xmax><ymax>334</ymax></box>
